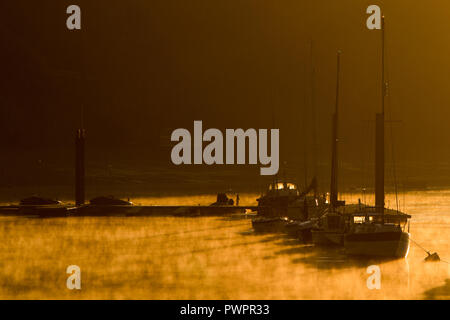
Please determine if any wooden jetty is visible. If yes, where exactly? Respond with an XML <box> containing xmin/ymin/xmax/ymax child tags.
<box><xmin>0</xmin><ymin>204</ymin><xmax>257</xmax><ymax>218</ymax></box>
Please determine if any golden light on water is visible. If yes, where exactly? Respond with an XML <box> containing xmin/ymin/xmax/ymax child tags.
<box><xmin>0</xmin><ymin>190</ymin><xmax>449</xmax><ymax>299</ymax></box>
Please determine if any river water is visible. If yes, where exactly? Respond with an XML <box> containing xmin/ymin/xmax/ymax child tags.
<box><xmin>0</xmin><ymin>190</ymin><xmax>449</xmax><ymax>299</ymax></box>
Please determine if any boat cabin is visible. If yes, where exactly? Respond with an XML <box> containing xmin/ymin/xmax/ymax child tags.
<box><xmin>266</xmin><ymin>181</ymin><xmax>299</xmax><ymax>197</ymax></box>
<box><xmin>347</xmin><ymin>208</ymin><xmax>411</xmax><ymax>233</ymax></box>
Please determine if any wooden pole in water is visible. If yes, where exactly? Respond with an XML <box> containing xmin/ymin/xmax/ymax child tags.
<box><xmin>75</xmin><ymin>129</ymin><xmax>85</xmax><ymax>206</ymax></box>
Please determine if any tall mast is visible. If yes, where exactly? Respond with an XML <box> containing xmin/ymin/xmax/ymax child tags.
<box><xmin>381</xmin><ymin>16</ymin><xmax>385</xmax><ymax>116</ymax></box>
<box><xmin>272</xmin><ymin>106</ymin><xmax>278</xmax><ymax>190</ymax></box>
<box><xmin>310</xmin><ymin>41</ymin><xmax>319</xmax><ymax>197</ymax></box>
<box><xmin>302</xmin><ymin>60</ymin><xmax>308</xmax><ymax>189</ymax></box>
<box><xmin>330</xmin><ymin>50</ymin><xmax>341</xmax><ymax>210</ymax></box>
<box><xmin>375</xmin><ymin>16</ymin><xmax>385</xmax><ymax>214</ymax></box>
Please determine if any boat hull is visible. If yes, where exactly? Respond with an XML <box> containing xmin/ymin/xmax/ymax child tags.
<box><xmin>344</xmin><ymin>231</ymin><xmax>410</xmax><ymax>258</ymax></box>
<box><xmin>312</xmin><ymin>230</ymin><xmax>344</xmax><ymax>246</ymax></box>
<box><xmin>252</xmin><ymin>217</ymin><xmax>288</xmax><ymax>233</ymax></box>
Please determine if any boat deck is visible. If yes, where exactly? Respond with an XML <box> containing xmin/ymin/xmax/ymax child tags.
<box><xmin>336</xmin><ymin>204</ymin><xmax>411</xmax><ymax>218</ymax></box>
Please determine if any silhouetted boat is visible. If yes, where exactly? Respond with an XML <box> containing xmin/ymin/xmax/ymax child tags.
<box><xmin>252</xmin><ymin>179</ymin><xmax>325</xmax><ymax>233</ymax></box>
<box><xmin>342</xmin><ymin>16</ymin><xmax>411</xmax><ymax>258</ymax></box>
<box><xmin>312</xmin><ymin>211</ymin><xmax>345</xmax><ymax>246</ymax></box>
<box><xmin>311</xmin><ymin>204</ymin><xmax>411</xmax><ymax>256</ymax></box>
<box><xmin>344</xmin><ymin>207</ymin><xmax>410</xmax><ymax>258</ymax></box>
<box><xmin>312</xmin><ymin>18</ymin><xmax>411</xmax><ymax>258</ymax></box>
<box><xmin>210</xmin><ymin>193</ymin><xmax>234</xmax><ymax>206</ymax></box>
<box><xmin>19</xmin><ymin>197</ymin><xmax>61</xmax><ymax>206</ymax></box>
<box><xmin>18</xmin><ymin>196</ymin><xmax>68</xmax><ymax>217</ymax></box>
<box><xmin>75</xmin><ymin>196</ymin><xmax>135</xmax><ymax>216</ymax></box>
<box><xmin>256</xmin><ymin>181</ymin><xmax>311</xmax><ymax>218</ymax></box>
<box><xmin>311</xmin><ymin>50</ymin><xmax>346</xmax><ymax>246</ymax></box>
<box><xmin>285</xmin><ymin>218</ymin><xmax>319</xmax><ymax>242</ymax></box>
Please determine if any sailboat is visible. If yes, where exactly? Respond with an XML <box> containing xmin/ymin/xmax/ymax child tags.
<box><xmin>311</xmin><ymin>50</ymin><xmax>347</xmax><ymax>246</ymax></box>
<box><xmin>312</xmin><ymin>16</ymin><xmax>411</xmax><ymax>258</ymax></box>
<box><xmin>252</xmin><ymin>43</ymin><xmax>327</xmax><ymax>234</ymax></box>
<box><xmin>343</xmin><ymin>16</ymin><xmax>410</xmax><ymax>258</ymax></box>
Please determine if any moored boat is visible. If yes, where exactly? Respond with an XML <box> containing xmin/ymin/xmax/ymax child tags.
<box><xmin>74</xmin><ymin>196</ymin><xmax>136</xmax><ymax>216</ymax></box>
<box><xmin>252</xmin><ymin>179</ymin><xmax>325</xmax><ymax>234</ymax></box>
<box><xmin>18</xmin><ymin>196</ymin><xmax>68</xmax><ymax>217</ymax></box>
<box><xmin>343</xmin><ymin>208</ymin><xmax>411</xmax><ymax>258</ymax></box>
<box><xmin>311</xmin><ymin>213</ymin><xmax>345</xmax><ymax>246</ymax></box>
<box><xmin>285</xmin><ymin>218</ymin><xmax>319</xmax><ymax>242</ymax></box>
<box><xmin>312</xmin><ymin>16</ymin><xmax>412</xmax><ymax>259</ymax></box>
<box><xmin>343</xmin><ymin>16</ymin><xmax>411</xmax><ymax>259</ymax></box>
<box><xmin>311</xmin><ymin>50</ymin><xmax>346</xmax><ymax>247</ymax></box>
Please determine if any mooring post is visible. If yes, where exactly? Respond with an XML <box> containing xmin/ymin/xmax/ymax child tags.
<box><xmin>75</xmin><ymin>129</ymin><xmax>85</xmax><ymax>206</ymax></box>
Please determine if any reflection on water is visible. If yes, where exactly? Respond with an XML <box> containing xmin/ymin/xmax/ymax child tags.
<box><xmin>0</xmin><ymin>190</ymin><xmax>449</xmax><ymax>299</ymax></box>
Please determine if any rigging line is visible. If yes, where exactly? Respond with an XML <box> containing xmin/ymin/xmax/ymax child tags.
<box><xmin>387</xmin><ymin>93</ymin><xmax>399</xmax><ymax>212</ymax></box>
<box><xmin>410</xmin><ymin>237</ymin><xmax>430</xmax><ymax>254</ymax></box>
<box><xmin>403</xmin><ymin>183</ymin><xmax>406</xmax><ymax>213</ymax></box>
<box><xmin>361</xmin><ymin>116</ymin><xmax>370</xmax><ymax>205</ymax></box>
<box><xmin>410</xmin><ymin>237</ymin><xmax>450</xmax><ymax>264</ymax></box>
<box><xmin>383</xmin><ymin>24</ymin><xmax>400</xmax><ymax>212</ymax></box>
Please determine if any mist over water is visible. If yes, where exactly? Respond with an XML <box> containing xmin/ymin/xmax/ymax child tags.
<box><xmin>0</xmin><ymin>190</ymin><xmax>449</xmax><ymax>299</ymax></box>
<box><xmin>2</xmin><ymin>0</ymin><xmax>450</xmax><ymax>301</ymax></box>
